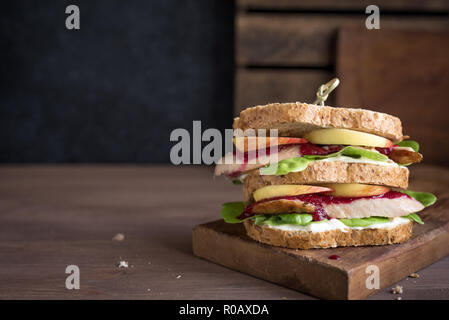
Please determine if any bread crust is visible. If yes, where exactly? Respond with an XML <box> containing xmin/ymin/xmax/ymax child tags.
<box><xmin>243</xmin><ymin>161</ymin><xmax>409</xmax><ymax>201</ymax></box>
<box><xmin>243</xmin><ymin>219</ymin><xmax>413</xmax><ymax>249</ymax></box>
<box><xmin>233</xmin><ymin>102</ymin><xmax>403</xmax><ymax>141</ymax></box>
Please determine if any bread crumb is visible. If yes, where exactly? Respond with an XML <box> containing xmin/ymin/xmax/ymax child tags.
<box><xmin>391</xmin><ymin>285</ymin><xmax>403</xmax><ymax>294</ymax></box>
<box><xmin>118</xmin><ymin>260</ymin><xmax>129</xmax><ymax>268</ymax></box>
<box><xmin>176</xmin><ymin>275</ymin><xmax>182</xmax><ymax>279</ymax></box>
<box><xmin>147</xmin><ymin>288</ymin><xmax>151</xmax><ymax>292</ymax></box>
<box><xmin>409</xmin><ymin>273</ymin><xmax>419</xmax><ymax>278</ymax></box>
<box><xmin>396</xmin><ymin>297</ymin><xmax>402</xmax><ymax>300</ymax></box>
<box><xmin>113</xmin><ymin>233</ymin><xmax>125</xmax><ymax>241</ymax></box>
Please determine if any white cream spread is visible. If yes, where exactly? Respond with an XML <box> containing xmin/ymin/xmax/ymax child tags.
<box><xmin>269</xmin><ymin>218</ymin><xmax>349</xmax><ymax>233</ymax></box>
<box><xmin>265</xmin><ymin>217</ymin><xmax>410</xmax><ymax>233</ymax></box>
<box><xmin>350</xmin><ymin>217</ymin><xmax>410</xmax><ymax>230</ymax></box>
<box><xmin>318</xmin><ymin>155</ymin><xmax>399</xmax><ymax>167</ymax></box>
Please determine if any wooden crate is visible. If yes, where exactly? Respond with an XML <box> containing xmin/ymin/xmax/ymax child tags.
<box><xmin>336</xmin><ymin>28</ymin><xmax>449</xmax><ymax>166</ymax></box>
<box><xmin>234</xmin><ymin>0</ymin><xmax>449</xmax><ymax>115</ymax></box>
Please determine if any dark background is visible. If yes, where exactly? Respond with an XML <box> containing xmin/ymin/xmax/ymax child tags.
<box><xmin>0</xmin><ymin>0</ymin><xmax>234</xmax><ymax>163</ymax></box>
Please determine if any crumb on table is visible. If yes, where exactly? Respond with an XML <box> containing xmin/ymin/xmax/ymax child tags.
<box><xmin>391</xmin><ymin>285</ymin><xmax>403</xmax><ymax>294</ymax></box>
<box><xmin>118</xmin><ymin>260</ymin><xmax>129</xmax><ymax>268</ymax></box>
<box><xmin>113</xmin><ymin>233</ymin><xmax>125</xmax><ymax>241</ymax></box>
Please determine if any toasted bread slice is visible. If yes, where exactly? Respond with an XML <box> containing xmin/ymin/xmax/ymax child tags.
<box><xmin>233</xmin><ymin>102</ymin><xmax>403</xmax><ymax>142</ymax></box>
<box><xmin>243</xmin><ymin>162</ymin><xmax>409</xmax><ymax>201</ymax></box>
<box><xmin>243</xmin><ymin>219</ymin><xmax>413</xmax><ymax>249</ymax></box>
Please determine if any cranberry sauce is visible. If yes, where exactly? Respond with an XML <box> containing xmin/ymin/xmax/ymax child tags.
<box><xmin>329</xmin><ymin>255</ymin><xmax>341</xmax><ymax>260</ymax></box>
<box><xmin>375</xmin><ymin>145</ymin><xmax>399</xmax><ymax>156</ymax></box>
<box><xmin>228</xmin><ymin>169</ymin><xmax>244</xmax><ymax>178</ymax></box>
<box><xmin>297</xmin><ymin>190</ymin><xmax>409</xmax><ymax>205</ymax></box>
<box><xmin>232</xmin><ymin>142</ymin><xmax>342</xmax><ymax>165</ymax></box>
<box><xmin>237</xmin><ymin>191</ymin><xmax>410</xmax><ymax>222</ymax></box>
<box><xmin>299</xmin><ymin>143</ymin><xmax>342</xmax><ymax>156</ymax></box>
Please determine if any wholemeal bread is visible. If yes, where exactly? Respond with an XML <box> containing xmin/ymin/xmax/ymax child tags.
<box><xmin>217</xmin><ymin>101</ymin><xmax>427</xmax><ymax>250</ymax></box>
<box><xmin>233</xmin><ymin>102</ymin><xmax>403</xmax><ymax>142</ymax></box>
<box><xmin>243</xmin><ymin>219</ymin><xmax>413</xmax><ymax>249</ymax></box>
<box><xmin>243</xmin><ymin>161</ymin><xmax>409</xmax><ymax>201</ymax></box>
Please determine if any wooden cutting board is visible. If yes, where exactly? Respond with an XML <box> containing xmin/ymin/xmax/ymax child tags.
<box><xmin>193</xmin><ymin>167</ymin><xmax>449</xmax><ymax>300</ymax></box>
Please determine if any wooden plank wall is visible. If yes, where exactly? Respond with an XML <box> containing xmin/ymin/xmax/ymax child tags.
<box><xmin>336</xmin><ymin>29</ymin><xmax>449</xmax><ymax>165</ymax></box>
<box><xmin>235</xmin><ymin>0</ymin><xmax>449</xmax><ymax>115</ymax></box>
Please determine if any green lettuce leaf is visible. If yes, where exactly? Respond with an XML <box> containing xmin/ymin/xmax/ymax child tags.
<box><xmin>254</xmin><ymin>215</ymin><xmax>268</xmax><ymax>225</ymax></box>
<box><xmin>397</xmin><ymin>140</ymin><xmax>419</xmax><ymax>152</ymax></box>
<box><xmin>222</xmin><ymin>202</ymin><xmax>314</xmax><ymax>226</ymax></box>
<box><xmin>339</xmin><ymin>216</ymin><xmax>390</xmax><ymax>227</ymax></box>
<box><xmin>260</xmin><ymin>146</ymin><xmax>388</xmax><ymax>175</ymax></box>
<box><xmin>258</xmin><ymin>215</ymin><xmax>423</xmax><ymax>227</ymax></box>
<box><xmin>260</xmin><ymin>157</ymin><xmax>311</xmax><ymax>175</ymax></box>
<box><xmin>221</xmin><ymin>202</ymin><xmax>252</xmax><ymax>223</ymax></box>
<box><xmin>398</xmin><ymin>190</ymin><xmax>437</xmax><ymax>207</ymax></box>
<box><xmin>303</xmin><ymin>146</ymin><xmax>388</xmax><ymax>162</ymax></box>
<box><xmin>232</xmin><ymin>180</ymin><xmax>243</xmax><ymax>185</ymax></box>
<box><xmin>403</xmin><ymin>213</ymin><xmax>424</xmax><ymax>224</ymax></box>
<box><xmin>256</xmin><ymin>213</ymin><xmax>314</xmax><ymax>226</ymax></box>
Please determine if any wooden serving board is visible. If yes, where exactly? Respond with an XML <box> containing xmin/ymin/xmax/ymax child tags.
<box><xmin>193</xmin><ymin>168</ymin><xmax>449</xmax><ymax>299</ymax></box>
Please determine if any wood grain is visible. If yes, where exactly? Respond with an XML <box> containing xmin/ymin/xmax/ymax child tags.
<box><xmin>237</xmin><ymin>0</ymin><xmax>449</xmax><ymax>11</ymax></box>
<box><xmin>194</xmin><ymin>165</ymin><xmax>449</xmax><ymax>300</ymax></box>
<box><xmin>336</xmin><ymin>28</ymin><xmax>449</xmax><ymax>166</ymax></box>
<box><xmin>235</xmin><ymin>69</ymin><xmax>334</xmax><ymax>115</ymax></box>
<box><xmin>236</xmin><ymin>14</ymin><xmax>449</xmax><ymax>67</ymax></box>
<box><xmin>0</xmin><ymin>165</ymin><xmax>448</xmax><ymax>299</ymax></box>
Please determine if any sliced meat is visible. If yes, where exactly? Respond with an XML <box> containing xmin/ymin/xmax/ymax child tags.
<box><xmin>251</xmin><ymin>199</ymin><xmax>315</xmax><ymax>215</ymax></box>
<box><xmin>213</xmin><ymin>156</ymin><xmax>259</xmax><ymax>177</ymax></box>
<box><xmin>214</xmin><ymin>145</ymin><xmax>301</xmax><ymax>176</ymax></box>
<box><xmin>388</xmin><ymin>148</ymin><xmax>423</xmax><ymax>164</ymax></box>
<box><xmin>323</xmin><ymin>197</ymin><xmax>425</xmax><ymax>219</ymax></box>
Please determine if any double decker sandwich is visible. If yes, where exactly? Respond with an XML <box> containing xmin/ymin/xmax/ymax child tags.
<box><xmin>215</xmin><ymin>102</ymin><xmax>436</xmax><ymax>249</ymax></box>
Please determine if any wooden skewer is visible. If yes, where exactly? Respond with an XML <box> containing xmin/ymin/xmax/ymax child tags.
<box><xmin>314</xmin><ymin>78</ymin><xmax>340</xmax><ymax>106</ymax></box>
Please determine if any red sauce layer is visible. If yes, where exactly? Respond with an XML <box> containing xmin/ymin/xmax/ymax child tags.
<box><xmin>228</xmin><ymin>143</ymin><xmax>341</xmax><ymax>178</ymax></box>
<box><xmin>376</xmin><ymin>145</ymin><xmax>400</xmax><ymax>155</ymax></box>
<box><xmin>375</xmin><ymin>147</ymin><xmax>393</xmax><ymax>155</ymax></box>
<box><xmin>300</xmin><ymin>143</ymin><xmax>342</xmax><ymax>156</ymax></box>
<box><xmin>237</xmin><ymin>191</ymin><xmax>410</xmax><ymax>222</ymax></box>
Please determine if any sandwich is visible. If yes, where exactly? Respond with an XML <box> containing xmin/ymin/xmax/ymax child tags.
<box><xmin>215</xmin><ymin>102</ymin><xmax>436</xmax><ymax>249</ymax></box>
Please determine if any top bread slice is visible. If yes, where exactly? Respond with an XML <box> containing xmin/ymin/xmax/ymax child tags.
<box><xmin>233</xmin><ymin>102</ymin><xmax>403</xmax><ymax>142</ymax></box>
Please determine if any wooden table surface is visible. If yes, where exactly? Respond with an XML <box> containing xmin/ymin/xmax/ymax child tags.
<box><xmin>1</xmin><ymin>165</ymin><xmax>448</xmax><ymax>300</ymax></box>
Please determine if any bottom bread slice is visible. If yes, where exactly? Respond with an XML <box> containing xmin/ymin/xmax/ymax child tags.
<box><xmin>243</xmin><ymin>219</ymin><xmax>413</xmax><ymax>249</ymax></box>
